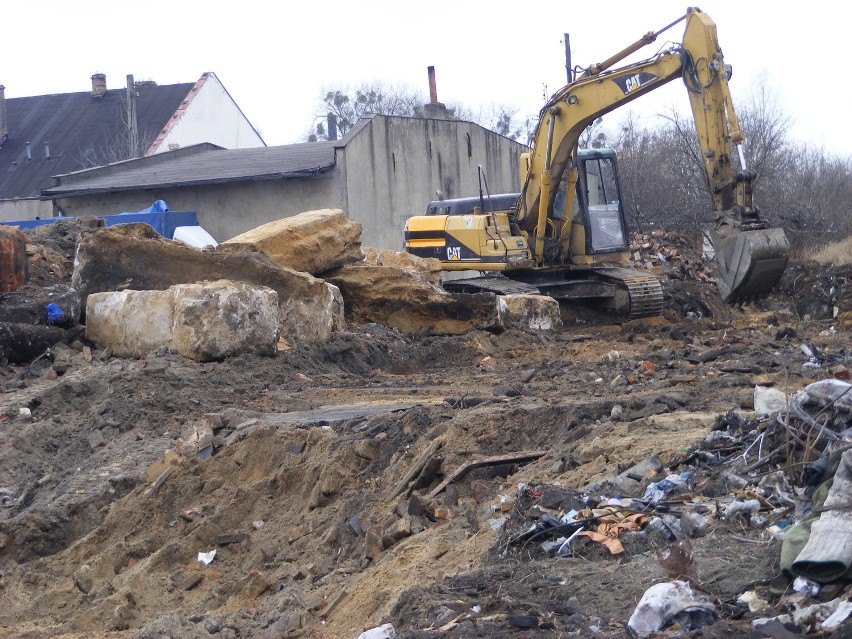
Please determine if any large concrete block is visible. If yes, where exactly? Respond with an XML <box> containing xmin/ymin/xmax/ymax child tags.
<box><xmin>497</xmin><ymin>295</ymin><xmax>562</xmax><ymax>331</ymax></box>
<box><xmin>86</xmin><ymin>280</ymin><xmax>279</xmax><ymax>361</ymax></box>
<box><xmin>221</xmin><ymin>209</ymin><xmax>363</xmax><ymax>275</ymax></box>
<box><xmin>325</xmin><ymin>263</ymin><xmax>500</xmax><ymax>336</ymax></box>
<box><xmin>362</xmin><ymin>248</ymin><xmax>442</xmax><ymax>286</ymax></box>
<box><xmin>73</xmin><ymin>224</ymin><xmax>343</xmax><ymax>343</ymax></box>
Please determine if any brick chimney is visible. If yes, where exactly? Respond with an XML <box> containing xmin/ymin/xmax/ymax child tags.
<box><xmin>0</xmin><ymin>85</ymin><xmax>7</xmax><ymax>141</ymax></box>
<box><xmin>91</xmin><ymin>73</ymin><xmax>107</xmax><ymax>98</ymax></box>
<box><xmin>422</xmin><ymin>66</ymin><xmax>450</xmax><ymax>120</ymax></box>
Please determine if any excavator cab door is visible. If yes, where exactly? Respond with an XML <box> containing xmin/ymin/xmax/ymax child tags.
<box><xmin>576</xmin><ymin>150</ymin><xmax>630</xmax><ymax>254</ymax></box>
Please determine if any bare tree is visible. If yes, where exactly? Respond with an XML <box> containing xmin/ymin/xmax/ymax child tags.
<box><xmin>76</xmin><ymin>92</ymin><xmax>154</xmax><ymax>168</ymax></box>
<box><xmin>308</xmin><ymin>82</ymin><xmax>426</xmax><ymax>141</ymax></box>
<box><xmin>306</xmin><ymin>82</ymin><xmax>532</xmax><ymax>143</ymax></box>
<box><xmin>468</xmin><ymin>104</ymin><xmax>534</xmax><ymax>143</ymax></box>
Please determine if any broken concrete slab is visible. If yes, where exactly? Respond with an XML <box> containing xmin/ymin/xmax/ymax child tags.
<box><xmin>497</xmin><ymin>294</ymin><xmax>562</xmax><ymax>331</ymax></box>
<box><xmin>363</xmin><ymin>247</ymin><xmax>443</xmax><ymax>286</ymax></box>
<box><xmin>325</xmin><ymin>263</ymin><xmax>501</xmax><ymax>335</ymax></box>
<box><xmin>72</xmin><ymin>224</ymin><xmax>343</xmax><ymax>343</ymax></box>
<box><xmin>86</xmin><ymin>280</ymin><xmax>279</xmax><ymax>361</ymax></box>
<box><xmin>221</xmin><ymin>209</ymin><xmax>362</xmax><ymax>275</ymax></box>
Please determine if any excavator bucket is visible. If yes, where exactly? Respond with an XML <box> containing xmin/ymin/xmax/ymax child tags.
<box><xmin>710</xmin><ymin>227</ymin><xmax>789</xmax><ymax>302</ymax></box>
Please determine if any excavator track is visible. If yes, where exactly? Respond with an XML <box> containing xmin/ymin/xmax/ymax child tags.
<box><xmin>442</xmin><ymin>268</ymin><xmax>664</xmax><ymax>319</ymax></box>
<box><xmin>588</xmin><ymin>268</ymin><xmax>665</xmax><ymax>319</ymax></box>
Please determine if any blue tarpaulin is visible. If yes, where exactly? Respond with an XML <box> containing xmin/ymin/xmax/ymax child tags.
<box><xmin>1</xmin><ymin>201</ymin><xmax>197</xmax><ymax>239</ymax></box>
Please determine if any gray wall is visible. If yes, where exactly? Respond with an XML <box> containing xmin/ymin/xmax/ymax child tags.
<box><xmin>49</xmin><ymin>116</ymin><xmax>526</xmax><ymax>249</ymax></box>
<box><xmin>0</xmin><ymin>198</ymin><xmax>53</xmax><ymax>222</ymax></box>
<box><xmin>343</xmin><ymin>116</ymin><xmax>525</xmax><ymax>249</ymax></box>
<box><xmin>53</xmin><ymin>177</ymin><xmax>343</xmax><ymax>242</ymax></box>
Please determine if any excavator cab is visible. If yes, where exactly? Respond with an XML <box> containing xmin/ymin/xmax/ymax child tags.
<box><xmin>576</xmin><ymin>150</ymin><xmax>629</xmax><ymax>254</ymax></box>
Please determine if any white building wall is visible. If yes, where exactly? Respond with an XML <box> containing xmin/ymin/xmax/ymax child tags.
<box><xmin>150</xmin><ymin>74</ymin><xmax>264</xmax><ymax>154</ymax></box>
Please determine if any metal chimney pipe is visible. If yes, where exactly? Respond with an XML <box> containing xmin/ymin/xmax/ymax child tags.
<box><xmin>26</xmin><ymin>141</ymin><xmax>32</xmax><ymax>161</ymax></box>
<box><xmin>44</xmin><ymin>141</ymin><xmax>50</xmax><ymax>159</ymax></box>
<box><xmin>327</xmin><ymin>113</ymin><xmax>338</xmax><ymax>141</ymax></box>
<box><xmin>427</xmin><ymin>66</ymin><xmax>438</xmax><ymax>104</ymax></box>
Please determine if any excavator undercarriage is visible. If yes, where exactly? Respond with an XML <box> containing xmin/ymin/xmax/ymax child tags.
<box><xmin>443</xmin><ymin>268</ymin><xmax>664</xmax><ymax>319</ymax></box>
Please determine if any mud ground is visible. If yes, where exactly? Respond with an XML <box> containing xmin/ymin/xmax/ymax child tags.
<box><xmin>0</xmin><ymin>227</ymin><xmax>850</xmax><ymax>638</ymax></box>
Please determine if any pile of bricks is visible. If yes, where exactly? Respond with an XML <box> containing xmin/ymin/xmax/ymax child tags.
<box><xmin>628</xmin><ymin>229</ymin><xmax>717</xmax><ymax>284</ymax></box>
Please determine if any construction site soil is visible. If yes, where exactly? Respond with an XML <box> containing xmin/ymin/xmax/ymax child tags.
<box><xmin>1</xmin><ymin>224</ymin><xmax>850</xmax><ymax>638</ymax></box>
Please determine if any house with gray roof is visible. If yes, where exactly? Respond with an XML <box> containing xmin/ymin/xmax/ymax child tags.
<box><xmin>40</xmin><ymin>114</ymin><xmax>528</xmax><ymax>250</ymax></box>
<box><xmin>0</xmin><ymin>72</ymin><xmax>264</xmax><ymax>221</ymax></box>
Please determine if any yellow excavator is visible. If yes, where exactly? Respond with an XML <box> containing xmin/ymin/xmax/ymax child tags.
<box><xmin>405</xmin><ymin>7</ymin><xmax>789</xmax><ymax>318</ymax></box>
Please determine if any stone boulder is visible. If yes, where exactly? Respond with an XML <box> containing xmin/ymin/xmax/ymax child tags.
<box><xmin>325</xmin><ymin>263</ymin><xmax>500</xmax><ymax>335</ymax></box>
<box><xmin>221</xmin><ymin>209</ymin><xmax>362</xmax><ymax>275</ymax></box>
<box><xmin>362</xmin><ymin>247</ymin><xmax>442</xmax><ymax>286</ymax></box>
<box><xmin>498</xmin><ymin>294</ymin><xmax>562</xmax><ymax>331</ymax></box>
<box><xmin>86</xmin><ymin>280</ymin><xmax>279</xmax><ymax>361</ymax></box>
<box><xmin>72</xmin><ymin>224</ymin><xmax>343</xmax><ymax>343</ymax></box>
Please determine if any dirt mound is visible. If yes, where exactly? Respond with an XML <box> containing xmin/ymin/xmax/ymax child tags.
<box><xmin>1</xmin><ymin>226</ymin><xmax>851</xmax><ymax>638</ymax></box>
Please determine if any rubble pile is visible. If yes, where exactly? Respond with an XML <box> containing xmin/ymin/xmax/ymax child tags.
<box><xmin>0</xmin><ymin>216</ymin><xmax>850</xmax><ymax>639</ymax></box>
<box><xmin>627</xmin><ymin>230</ymin><xmax>736</xmax><ymax>320</ymax></box>
<box><xmin>629</xmin><ymin>229</ymin><xmax>717</xmax><ymax>285</ymax></box>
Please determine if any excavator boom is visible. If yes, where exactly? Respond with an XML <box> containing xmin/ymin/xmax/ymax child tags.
<box><xmin>515</xmin><ymin>7</ymin><xmax>788</xmax><ymax>301</ymax></box>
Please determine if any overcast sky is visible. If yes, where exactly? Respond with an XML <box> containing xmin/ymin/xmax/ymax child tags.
<box><xmin>5</xmin><ymin>1</ymin><xmax>848</xmax><ymax>156</ymax></box>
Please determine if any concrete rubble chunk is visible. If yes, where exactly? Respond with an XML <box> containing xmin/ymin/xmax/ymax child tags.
<box><xmin>497</xmin><ymin>294</ymin><xmax>562</xmax><ymax>331</ymax></box>
<box><xmin>73</xmin><ymin>223</ymin><xmax>343</xmax><ymax>343</ymax></box>
<box><xmin>238</xmin><ymin>569</ymin><xmax>270</xmax><ymax>600</ymax></box>
<box><xmin>221</xmin><ymin>209</ymin><xmax>363</xmax><ymax>275</ymax></box>
<box><xmin>86</xmin><ymin>280</ymin><xmax>279</xmax><ymax>361</ymax></box>
<box><xmin>363</xmin><ymin>247</ymin><xmax>443</xmax><ymax>286</ymax></box>
<box><xmin>72</xmin><ymin>564</ymin><xmax>94</xmax><ymax>594</ymax></box>
<box><xmin>325</xmin><ymin>263</ymin><xmax>501</xmax><ymax>335</ymax></box>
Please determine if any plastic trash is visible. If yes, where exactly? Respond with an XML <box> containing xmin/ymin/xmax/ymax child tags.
<box><xmin>754</xmin><ymin>385</ymin><xmax>787</xmax><ymax>416</ymax></box>
<box><xmin>172</xmin><ymin>225</ymin><xmax>218</xmax><ymax>248</ymax></box>
<box><xmin>45</xmin><ymin>303</ymin><xmax>64</xmax><ymax>325</ymax></box>
<box><xmin>799</xmin><ymin>379</ymin><xmax>852</xmax><ymax>412</ymax></box>
<box><xmin>356</xmin><ymin>623</ymin><xmax>396</xmax><ymax>639</ymax></box>
<box><xmin>793</xmin><ymin>576</ymin><xmax>821</xmax><ymax>597</ymax></box>
<box><xmin>803</xmin><ymin>453</ymin><xmax>830</xmax><ymax>486</ymax></box>
<box><xmin>197</xmin><ymin>549</ymin><xmax>216</xmax><ymax>565</ymax></box>
<box><xmin>627</xmin><ymin>580</ymin><xmax>715</xmax><ymax>638</ymax></box>
<box><xmin>723</xmin><ymin>499</ymin><xmax>761</xmax><ymax>520</ymax></box>
<box><xmin>822</xmin><ymin>600</ymin><xmax>852</xmax><ymax>629</ymax></box>
<box><xmin>642</xmin><ymin>472</ymin><xmax>691</xmax><ymax>503</ymax></box>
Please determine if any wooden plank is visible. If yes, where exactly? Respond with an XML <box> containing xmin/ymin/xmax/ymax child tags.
<box><xmin>389</xmin><ymin>440</ymin><xmax>442</xmax><ymax>498</ymax></box>
<box><xmin>427</xmin><ymin>450</ymin><xmax>547</xmax><ymax>499</ymax></box>
<box><xmin>143</xmin><ymin>465</ymin><xmax>174</xmax><ymax>498</ymax></box>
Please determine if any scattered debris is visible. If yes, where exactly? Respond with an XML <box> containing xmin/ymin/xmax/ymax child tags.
<box><xmin>0</xmin><ymin>220</ymin><xmax>850</xmax><ymax>638</ymax></box>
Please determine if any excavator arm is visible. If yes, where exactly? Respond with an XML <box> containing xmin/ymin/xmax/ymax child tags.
<box><xmin>516</xmin><ymin>7</ymin><xmax>789</xmax><ymax>301</ymax></box>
